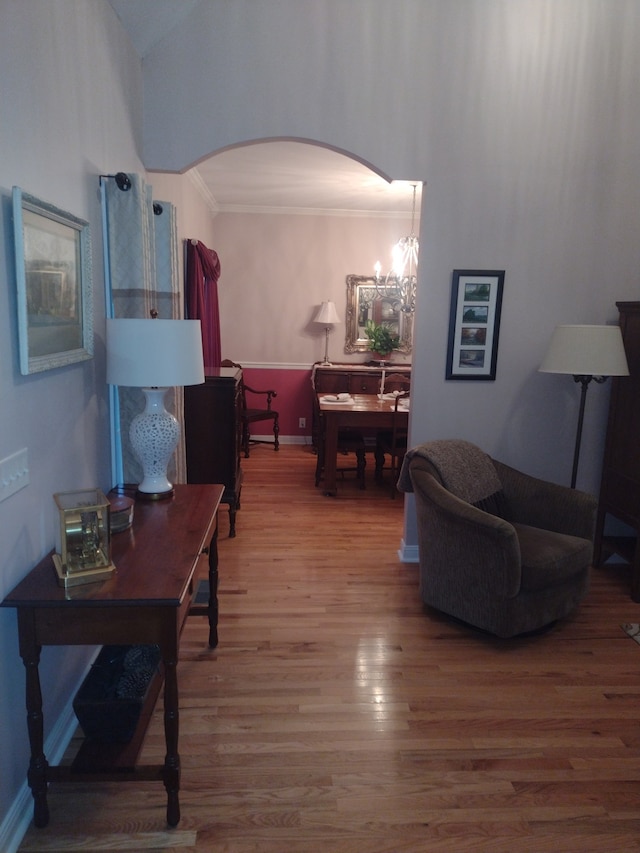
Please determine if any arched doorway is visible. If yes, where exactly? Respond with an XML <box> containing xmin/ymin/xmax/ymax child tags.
<box><xmin>184</xmin><ymin>138</ymin><xmax>421</xmax><ymax>368</ymax></box>
<box><xmin>177</xmin><ymin>138</ymin><xmax>424</xmax><ymax>560</ymax></box>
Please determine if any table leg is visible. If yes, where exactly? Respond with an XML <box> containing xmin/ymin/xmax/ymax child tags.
<box><xmin>162</xmin><ymin>645</ymin><xmax>181</xmax><ymax>827</ymax></box>
<box><xmin>207</xmin><ymin>522</ymin><xmax>219</xmax><ymax>648</ymax></box>
<box><xmin>227</xmin><ymin>498</ymin><xmax>238</xmax><ymax>538</ymax></box>
<box><xmin>323</xmin><ymin>415</ymin><xmax>339</xmax><ymax>496</ymax></box>
<box><xmin>630</xmin><ymin>538</ymin><xmax>640</xmax><ymax>603</ymax></box>
<box><xmin>18</xmin><ymin>613</ymin><xmax>49</xmax><ymax>828</ymax></box>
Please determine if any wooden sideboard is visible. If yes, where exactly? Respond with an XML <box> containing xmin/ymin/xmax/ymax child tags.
<box><xmin>313</xmin><ymin>361</ymin><xmax>411</xmax><ymax>395</ymax></box>
<box><xmin>1</xmin><ymin>484</ymin><xmax>223</xmax><ymax>828</ymax></box>
<box><xmin>594</xmin><ymin>302</ymin><xmax>640</xmax><ymax>599</ymax></box>
<box><xmin>184</xmin><ymin>366</ymin><xmax>243</xmax><ymax>537</ymax></box>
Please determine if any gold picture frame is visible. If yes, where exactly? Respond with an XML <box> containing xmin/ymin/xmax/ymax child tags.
<box><xmin>344</xmin><ymin>274</ymin><xmax>413</xmax><ymax>354</ymax></box>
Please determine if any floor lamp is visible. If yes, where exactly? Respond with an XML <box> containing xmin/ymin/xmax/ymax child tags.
<box><xmin>539</xmin><ymin>324</ymin><xmax>629</xmax><ymax>488</ymax></box>
<box><xmin>313</xmin><ymin>301</ymin><xmax>341</xmax><ymax>365</ymax></box>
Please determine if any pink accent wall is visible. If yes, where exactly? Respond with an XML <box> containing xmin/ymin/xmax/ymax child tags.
<box><xmin>241</xmin><ymin>367</ymin><xmax>314</xmax><ymax>439</ymax></box>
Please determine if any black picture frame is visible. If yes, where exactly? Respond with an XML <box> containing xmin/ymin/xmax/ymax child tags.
<box><xmin>446</xmin><ymin>269</ymin><xmax>505</xmax><ymax>380</ymax></box>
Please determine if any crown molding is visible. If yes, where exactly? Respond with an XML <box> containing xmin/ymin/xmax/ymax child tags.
<box><xmin>187</xmin><ymin>168</ymin><xmax>219</xmax><ymax>216</ymax></box>
<box><xmin>186</xmin><ymin>168</ymin><xmax>414</xmax><ymax>219</ymax></box>
<box><xmin>216</xmin><ymin>204</ymin><xmax>413</xmax><ymax>219</ymax></box>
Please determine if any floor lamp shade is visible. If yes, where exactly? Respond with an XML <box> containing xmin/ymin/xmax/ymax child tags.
<box><xmin>539</xmin><ymin>325</ymin><xmax>630</xmax><ymax>378</ymax></box>
<box><xmin>106</xmin><ymin>319</ymin><xmax>205</xmax><ymax>497</ymax></box>
<box><xmin>539</xmin><ymin>324</ymin><xmax>629</xmax><ymax>488</ymax></box>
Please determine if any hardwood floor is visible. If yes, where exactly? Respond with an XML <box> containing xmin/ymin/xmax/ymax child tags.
<box><xmin>18</xmin><ymin>444</ymin><xmax>640</xmax><ymax>852</ymax></box>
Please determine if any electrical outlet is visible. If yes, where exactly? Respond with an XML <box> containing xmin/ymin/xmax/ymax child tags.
<box><xmin>299</xmin><ymin>417</ymin><xmax>306</xmax><ymax>429</ymax></box>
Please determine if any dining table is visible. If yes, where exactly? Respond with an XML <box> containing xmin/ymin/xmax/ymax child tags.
<box><xmin>317</xmin><ymin>393</ymin><xmax>409</xmax><ymax>496</ymax></box>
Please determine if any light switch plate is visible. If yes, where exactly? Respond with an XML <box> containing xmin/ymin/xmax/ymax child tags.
<box><xmin>0</xmin><ymin>448</ymin><xmax>29</xmax><ymax>502</ymax></box>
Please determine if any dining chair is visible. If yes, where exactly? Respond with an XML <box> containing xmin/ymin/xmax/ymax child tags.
<box><xmin>375</xmin><ymin>373</ymin><xmax>410</xmax><ymax>496</ymax></box>
<box><xmin>221</xmin><ymin>359</ymin><xmax>279</xmax><ymax>458</ymax></box>
<box><xmin>312</xmin><ymin>381</ymin><xmax>366</xmax><ymax>490</ymax></box>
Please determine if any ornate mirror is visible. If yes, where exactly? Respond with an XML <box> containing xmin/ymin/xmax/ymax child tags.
<box><xmin>344</xmin><ymin>275</ymin><xmax>413</xmax><ymax>354</ymax></box>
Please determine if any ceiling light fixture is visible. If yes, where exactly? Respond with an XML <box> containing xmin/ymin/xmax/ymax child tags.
<box><xmin>374</xmin><ymin>184</ymin><xmax>419</xmax><ymax>314</ymax></box>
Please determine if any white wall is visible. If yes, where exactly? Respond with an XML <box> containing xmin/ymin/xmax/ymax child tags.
<box><xmin>0</xmin><ymin>7</ymin><xmax>225</xmax><ymax>843</ymax></box>
<box><xmin>0</xmin><ymin>0</ymin><xmax>144</xmax><ymax>843</ymax></box>
<box><xmin>139</xmin><ymin>0</ymin><xmax>640</xmax><ymax>557</ymax></box>
<box><xmin>210</xmin><ymin>210</ymin><xmax>414</xmax><ymax>365</ymax></box>
<box><xmin>140</xmin><ymin>0</ymin><xmax>640</xmax><ymax>499</ymax></box>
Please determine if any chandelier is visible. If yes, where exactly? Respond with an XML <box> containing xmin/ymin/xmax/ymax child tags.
<box><xmin>374</xmin><ymin>184</ymin><xmax>419</xmax><ymax>314</ymax></box>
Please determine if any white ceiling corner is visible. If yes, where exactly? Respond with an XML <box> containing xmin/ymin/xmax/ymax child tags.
<box><xmin>108</xmin><ymin>0</ymin><xmax>200</xmax><ymax>59</ymax></box>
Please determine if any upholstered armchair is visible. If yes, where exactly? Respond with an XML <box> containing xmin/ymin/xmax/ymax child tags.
<box><xmin>398</xmin><ymin>440</ymin><xmax>597</xmax><ymax>638</ymax></box>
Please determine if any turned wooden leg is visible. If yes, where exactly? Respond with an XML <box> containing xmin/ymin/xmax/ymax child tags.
<box><xmin>356</xmin><ymin>448</ymin><xmax>366</xmax><ymax>490</ymax></box>
<box><xmin>207</xmin><ymin>524</ymin><xmax>220</xmax><ymax>648</ymax></box>
<box><xmin>18</xmin><ymin>613</ymin><xmax>49</xmax><ymax>828</ymax></box>
<box><xmin>630</xmin><ymin>538</ymin><xmax>640</xmax><ymax>603</ymax></box>
<box><xmin>323</xmin><ymin>418</ymin><xmax>339</xmax><ymax>496</ymax></box>
<box><xmin>162</xmin><ymin>651</ymin><xmax>181</xmax><ymax>827</ymax></box>
<box><xmin>374</xmin><ymin>447</ymin><xmax>385</xmax><ymax>483</ymax></box>
<box><xmin>227</xmin><ymin>502</ymin><xmax>237</xmax><ymax>539</ymax></box>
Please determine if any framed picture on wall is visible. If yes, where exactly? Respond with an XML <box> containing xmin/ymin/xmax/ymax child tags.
<box><xmin>446</xmin><ymin>269</ymin><xmax>505</xmax><ymax>380</ymax></box>
<box><xmin>13</xmin><ymin>186</ymin><xmax>93</xmax><ymax>375</ymax></box>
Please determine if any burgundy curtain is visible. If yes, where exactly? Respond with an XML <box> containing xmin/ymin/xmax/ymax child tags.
<box><xmin>186</xmin><ymin>239</ymin><xmax>222</xmax><ymax>369</ymax></box>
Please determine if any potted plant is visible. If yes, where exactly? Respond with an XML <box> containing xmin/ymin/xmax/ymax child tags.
<box><xmin>364</xmin><ymin>320</ymin><xmax>400</xmax><ymax>359</ymax></box>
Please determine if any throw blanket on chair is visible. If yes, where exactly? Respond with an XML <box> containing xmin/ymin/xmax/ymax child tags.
<box><xmin>397</xmin><ymin>440</ymin><xmax>503</xmax><ymax>506</ymax></box>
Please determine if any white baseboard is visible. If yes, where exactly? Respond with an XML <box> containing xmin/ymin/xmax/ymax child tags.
<box><xmin>398</xmin><ymin>539</ymin><xmax>419</xmax><ymax>563</ymax></box>
<box><xmin>251</xmin><ymin>435</ymin><xmax>310</xmax><ymax>446</ymax></box>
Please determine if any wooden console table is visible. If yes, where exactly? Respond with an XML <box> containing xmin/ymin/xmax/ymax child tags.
<box><xmin>1</xmin><ymin>483</ymin><xmax>223</xmax><ymax>829</ymax></box>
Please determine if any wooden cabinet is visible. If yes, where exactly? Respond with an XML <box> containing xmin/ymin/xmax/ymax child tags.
<box><xmin>184</xmin><ymin>366</ymin><xmax>243</xmax><ymax>537</ymax></box>
<box><xmin>313</xmin><ymin>362</ymin><xmax>411</xmax><ymax>395</ymax></box>
<box><xmin>594</xmin><ymin>302</ymin><xmax>640</xmax><ymax>599</ymax></box>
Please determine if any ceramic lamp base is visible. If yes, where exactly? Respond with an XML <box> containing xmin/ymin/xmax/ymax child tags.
<box><xmin>130</xmin><ymin>387</ymin><xmax>180</xmax><ymax>498</ymax></box>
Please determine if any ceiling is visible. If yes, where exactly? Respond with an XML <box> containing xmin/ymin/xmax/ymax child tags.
<box><xmin>192</xmin><ymin>143</ymin><xmax>421</xmax><ymax>216</ymax></box>
<box><xmin>108</xmin><ymin>1</ymin><xmax>422</xmax><ymax>216</ymax></box>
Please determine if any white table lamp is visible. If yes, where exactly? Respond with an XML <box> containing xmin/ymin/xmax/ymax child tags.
<box><xmin>539</xmin><ymin>324</ymin><xmax>629</xmax><ymax>488</ymax></box>
<box><xmin>313</xmin><ymin>301</ymin><xmax>341</xmax><ymax>365</ymax></box>
<box><xmin>106</xmin><ymin>318</ymin><xmax>204</xmax><ymax>498</ymax></box>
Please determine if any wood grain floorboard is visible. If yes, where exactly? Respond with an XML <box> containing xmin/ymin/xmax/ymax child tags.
<box><xmin>17</xmin><ymin>444</ymin><xmax>640</xmax><ymax>852</ymax></box>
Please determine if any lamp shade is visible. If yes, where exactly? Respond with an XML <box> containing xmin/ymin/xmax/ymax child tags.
<box><xmin>313</xmin><ymin>301</ymin><xmax>340</xmax><ymax>325</ymax></box>
<box><xmin>539</xmin><ymin>325</ymin><xmax>629</xmax><ymax>377</ymax></box>
<box><xmin>106</xmin><ymin>318</ymin><xmax>205</xmax><ymax>387</ymax></box>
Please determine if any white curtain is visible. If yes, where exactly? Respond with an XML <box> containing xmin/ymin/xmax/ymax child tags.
<box><xmin>103</xmin><ymin>173</ymin><xmax>185</xmax><ymax>487</ymax></box>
